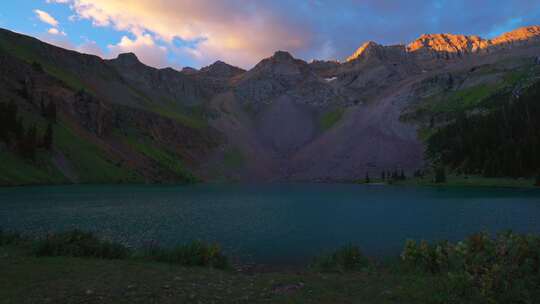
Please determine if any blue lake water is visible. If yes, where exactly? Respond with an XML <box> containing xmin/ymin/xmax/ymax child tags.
<box><xmin>0</xmin><ymin>184</ymin><xmax>539</xmax><ymax>265</ymax></box>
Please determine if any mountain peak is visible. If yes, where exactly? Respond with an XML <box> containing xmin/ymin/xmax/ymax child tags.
<box><xmin>345</xmin><ymin>25</ymin><xmax>540</xmax><ymax>62</ymax></box>
<box><xmin>407</xmin><ymin>33</ymin><xmax>487</xmax><ymax>53</ymax></box>
<box><xmin>115</xmin><ymin>52</ymin><xmax>141</xmax><ymax>64</ymax></box>
<box><xmin>346</xmin><ymin>41</ymin><xmax>382</xmax><ymax>62</ymax></box>
<box><xmin>491</xmin><ymin>25</ymin><xmax>540</xmax><ymax>44</ymax></box>
<box><xmin>199</xmin><ymin>60</ymin><xmax>245</xmax><ymax>78</ymax></box>
<box><xmin>271</xmin><ymin>50</ymin><xmax>295</xmax><ymax>61</ymax></box>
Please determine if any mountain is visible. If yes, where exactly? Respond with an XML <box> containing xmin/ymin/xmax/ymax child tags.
<box><xmin>1</xmin><ymin>26</ymin><xmax>540</xmax><ymax>185</ymax></box>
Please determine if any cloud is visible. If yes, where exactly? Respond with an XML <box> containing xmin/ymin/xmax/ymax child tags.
<box><xmin>47</xmin><ymin>0</ymin><xmax>316</xmax><ymax>68</ymax></box>
<box><xmin>34</xmin><ymin>9</ymin><xmax>59</xmax><ymax>27</ymax></box>
<box><xmin>46</xmin><ymin>0</ymin><xmax>540</xmax><ymax>68</ymax></box>
<box><xmin>47</xmin><ymin>28</ymin><xmax>66</xmax><ymax>36</ymax></box>
<box><xmin>108</xmin><ymin>32</ymin><xmax>169</xmax><ymax>68</ymax></box>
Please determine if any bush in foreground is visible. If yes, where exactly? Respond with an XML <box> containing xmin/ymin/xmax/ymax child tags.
<box><xmin>32</xmin><ymin>230</ymin><xmax>129</xmax><ymax>259</ymax></box>
<box><xmin>401</xmin><ymin>232</ymin><xmax>540</xmax><ymax>303</ymax></box>
<box><xmin>310</xmin><ymin>244</ymin><xmax>370</xmax><ymax>272</ymax></box>
<box><xmin>144</xmin><ymin>240</ymin><xmax>229</xmax><ymax>269</ymax></box>
<box><xmin>0</xmin><ymin>229</ymin><xmax>24</xmax><ymax>246</ymax></box>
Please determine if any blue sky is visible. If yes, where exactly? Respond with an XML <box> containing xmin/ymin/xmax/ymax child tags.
<box><xmin>2</xmin><ymin>0</ymin><xmax>540</xmax><ymax>69</ymax></box>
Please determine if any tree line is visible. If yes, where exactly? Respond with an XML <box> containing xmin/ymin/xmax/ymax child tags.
<box><xmin>0</xmin><ymin>99</ymin><xmax>56</xmax><ymax>161</ymax></box>
<box><xmin>426</xmin><ymin>80</ymin><xmax>540</xmax><ymax>180</ymax></box>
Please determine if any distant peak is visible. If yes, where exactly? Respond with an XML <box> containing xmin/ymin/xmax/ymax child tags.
<box><xmin>200</xmin><ymin>60</ymin><xmax>245</xmax><ymax>78</ymax></box>
<box><xmin>344</xmin><ymin>25</ymin><xmax>540</xmax><ymax>61</ymax></box>
<box><xmin>346</xmin><ymin>41</ymin><xmax>383</xmax><ymax>62</ymax></box>
<box><xmin>271</xmin><ymin>50</ymin><xmax>295</xmax><ymax>61</ymax></box>
<box><xmin>181</xmin><ymin>66</ymin><xmax>198</xmax><ymax>75</ymax></box>
<box><xmin>115</xmin><ymin>52</ymin><xmax>141</xmax><ymax>64</ymax></box>
<box><xmin>492</xmin><ymin>25</ymin><xmax>540</xmax><ymax>43</ymax></box>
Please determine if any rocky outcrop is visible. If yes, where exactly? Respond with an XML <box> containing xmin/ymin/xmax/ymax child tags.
<box><xmin>198</xmin><ymin>61</ymin><xmax>245</xmax><ymax>78</ymax></box>
<box><xmin>346</xmin><ymin>26</ymin><xmax>540</xmax><ymax>66</ymax></box>
<box><xmin>234</xmin><ymin>51</ymin><xmax>342</xmax><ymax>107</ymax></box>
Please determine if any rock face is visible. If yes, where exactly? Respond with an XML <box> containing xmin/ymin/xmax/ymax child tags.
<box><xmin>234</xmin><ymin>51</ymin><xmax>341</xmax><ymax>107</ymax></box>
<box><xmin>344</xmin><ymin>26</ymin><xmax>540</xmax><ymax>66</ymax></box>
<box><xmin>198</xmin><ymin>61</ymin><xmax>245</xmax><ymax>78</ymax></box>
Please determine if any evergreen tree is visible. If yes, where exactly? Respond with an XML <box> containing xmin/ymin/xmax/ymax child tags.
<box><xmin>0</xmin><ymin>101</ymin><xmax>21</xmax><ymax>144</ymax></box>
<box><xmin>45</xmin><ymin>101</ymin><xmax>57</xmax><ymax>123</ymax></box>
<box><xmin>43</xmin><ymin>123</ymin><xmax>53</xmax><ymax>150</ymax></box>
<box><xmin>435</xmin><ymin>166</ymin><xmax>446</xmax><ymax>183</ymax></box>
<box><xmin>19</xmin><ymin>125</ymin><xmax>37</xmax><ymax>160</ymax></box>
<box><xmin>365</xmin><ymin>172</ymin><xmax>370</xmax><ymax>184</ymax></box>
<box><xmin>381</xmin><ymin>171</ymin><xmax>386</xmax><ymax>180</ymax></box>
<box><xmin>400</xmin><ymin>169</ymin><xmax>406</xmax><ymax>180</ymax></box>
<box><xmin>31</xmin><ymin>61</ymin><xmax>44</xmax><ymax>72</ymax></box>
<box><xmin>40</xmin><ymin>98</ymin><xmax>46</xmax><ymax>117</ymax></box>
<box><xmin>392</xmin><ymin>169</ymin><xmax>398</xmax><ymax>180</ymax></box>
<box><xmin>536</xmin><ymin>173</ymin><xmax>540</xmax><ymax>187</ymax></box>
<box><xmin>426</xmin><ymin>80</ymin><xmax>540</xmax><ymax>178</ymax></box>
<box><xmin>14</xmin><ymin>118</ymin><xmax>24</xmax><ymax>141</ymax></box>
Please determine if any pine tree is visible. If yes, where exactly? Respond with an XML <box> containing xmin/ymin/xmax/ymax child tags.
<box><xmin>435</xmin><ymin>166</ymin><xmax>446</xmax><ymax>183</ymax></box>
<box><xmin>365</xmin><ymin>172</ymin><xmax>370</xmax><ymax>184</ymax></box>
<box><xmin>31</xmin><ymin>61</ymin><xmax>44</xmax><ymax>72</ymax></box>
<box><xmin>400</xmin><ymin>169</ymin><xmax>406</xmax><ymax>180</ymax></box>
<box><xmin>19</xmin><ymin>125</ymin><xmax>37</xmax><ymax>160</ymax></box>
<box><xmin>45</xmin><ymin>101</ymin><xmax>57</xmax><ymax>123</ymax></box>
<box><xmin>381</xmin><ymin>171</ymin><xmax>386</xmax><ymax>180</ymax></box>
<box><xmin>14</xmin><ymin>118</ymin><xmax>24</xmax><ymax>141</ymax></box>
<box><xmin>43</xmin><ymin>123</ymin><xmax>53</xmax><ymax>150</ymax></box>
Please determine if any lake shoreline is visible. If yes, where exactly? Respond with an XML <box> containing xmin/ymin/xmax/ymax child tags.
<box><xmin>1</xmin><ymin>177</ymin><xmax>539</xmax><ymax>189</ymax></box>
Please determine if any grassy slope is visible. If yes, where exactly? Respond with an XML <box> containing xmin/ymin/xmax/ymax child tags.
<box><xmin>122</xmin><ymin>134</ymin><xmax>196</xmax><ymax>182</ymax></box>
<box><xmin>408</xmin><ymin>61</ymin><xmax>536</xmax><ymax>119</ymax></box>
<box><xmin>0</xmin><ymin>98</ymin><xmax>143</xmax><ymax>185</ymax></box>
<box><xmin>401</xmin><ymin>60</ymin><xmax>540</xmax><ymax>188</ymax></box>
<box><xmin>0</xmin><ymin>151</ymin><xmax>66</xmax><ymax>186</ymax></box>
<box><xmin>54</xmin><ymin>122</ymin><xmax>142</xmax><ymax>184</ymax></box>
<box><xmin>319</xmin><ymin>108</ymin><xmax>344</xmax><ymax>131</ymax></box>
<box><xmin>0</xmin><ymin>245</ymin><xmax>437</xmax><ymax>304</ymax></box>
<box><xmin>0</xmin><ymin>32</ymin><xmax>214</xmax><ymax>185</ymax></box>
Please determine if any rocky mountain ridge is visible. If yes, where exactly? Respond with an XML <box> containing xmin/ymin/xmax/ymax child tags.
<box><xmin>347</xmin><ymin>26</ymin><xmax>540</xmax><ymax>63</ymax></box>
<box><xmin>1</xmin><ymin>26</ymin><xmax>540</xmax><ymax>184</ymax></box>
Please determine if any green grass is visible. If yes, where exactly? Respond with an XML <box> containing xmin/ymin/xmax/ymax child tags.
<box><xmin>0</xmin><ymin>245</ymin><xmax>440</xmax><ymax>304</ymax></box>
<box><xmin>420</xmin><ymin>84</ymin><xmax>497</xmax><ymax>114</ymax></box>
<box><xmin>319</xmin><ymin>108</ymin><xmax>344</xmax><ymax>131</ymax></box>
<box><xmin>310</xmin><ymin>244</ymin><xmax>370</xmax><ymax>273</ymax></box>
<box><xmin>0</xmin><ymin>151</ymin><xmax>66</xmax><ymax>186</ymax></box>
<box><xmin>53</xmin><ymin>123</ymin><xmax>142</xmax><ymax>183</ymax></box>
<box><xmin>0</xmin><ymin>35</ymin><xmax>92</xmax><ymax>94</ymax></box>
<box><xmin>124</xmin><ymin>84</ymin><xmax>208</xmax><ymax>130</ymax></box>
<box><xmin>2</xmin><ymin>230</ymin><xmax>539</xmax><ymax>303</ymax></box>
<box><xmin>223</xmin><ymin>148</ymin><xmax>245</xmax><ymax>169</ymax></box>
<box><xmin>123</xmin><ymin>135</ymin><xmax>196</xmax><ymax>182</ymax></box>
<box><xmin>151</xmin><ymin>105</ymin><xmax>208</xmax><ymax>129</ymax></box>
<box><xmin>407</xmin><ymin>64</ymin><xmax>538</xmax><ymax>120</ymax></box>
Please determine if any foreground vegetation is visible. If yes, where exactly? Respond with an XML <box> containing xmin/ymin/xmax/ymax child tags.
<box><xmin>1</xmin><ymin>230</ymin><xmax>539</xmax><ymax>303</ymax></box>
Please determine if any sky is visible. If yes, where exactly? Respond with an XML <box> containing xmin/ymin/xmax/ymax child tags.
<box><xmin>2</xmin><ymin>0</ymin><xmax>540</xmax><ymax>70</ymax></box>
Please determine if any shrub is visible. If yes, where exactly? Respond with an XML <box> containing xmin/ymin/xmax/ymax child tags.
<box><xmin>32</xmin><ymin>230</ymin><xmax>129</xmax><ymax>259</ymax></box>
<box><xmin>401</xmin><ymin>232</ymin><xmax>540</xmax><ymax>303</ymax></box>
<box><xmin>401</xmin><ymin>239</ymin><xmax>450</xmax><ymax>274</ymax></box>
<box><xmin>148</xmin><ymin>240</ymin><xmax>229</xmax><ymax>269</ymax></box>
<box><xmin>0</xmin><ymin>229</ymin><xmax>24</xmax><ymax>246</ymax></box>
<box><xmin>311</xmin><ymin>244</ymin><xmax>370</xmax><ymax>272</ymax></box>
